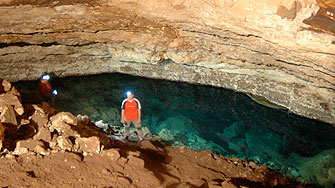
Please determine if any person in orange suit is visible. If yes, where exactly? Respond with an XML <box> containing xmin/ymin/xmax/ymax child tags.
<box><xmin>121</xmin><ymin>90</ymin><xmax>143</xmax><ymax>141</ymax></box>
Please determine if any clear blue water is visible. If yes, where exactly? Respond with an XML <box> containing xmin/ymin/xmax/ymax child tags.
<box><xmin>15</xmin><ymin>73</ymin><xmax>335</xmax><ymax>187</ymax></box>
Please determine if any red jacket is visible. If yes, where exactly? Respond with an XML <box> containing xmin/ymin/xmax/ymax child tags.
<box><xmin>121</xmin><ymin>98</ymin><xmax>141</xmax><ymax>120</ymax></box>
<box><xmin>38</xmin><ymin>80</ymin><xmax>52</xmax><ymax>97</ymax></box>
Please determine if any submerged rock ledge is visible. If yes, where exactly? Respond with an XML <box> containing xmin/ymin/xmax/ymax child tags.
<box><xmin>0</xmin><ymin>0</ymin><xmax>334</xmax><ymax>125</ymax></box>
<box><xmin>0</xmin><ymin>78</ymin><xmax>307</xmax><ymax>187</ymax></box>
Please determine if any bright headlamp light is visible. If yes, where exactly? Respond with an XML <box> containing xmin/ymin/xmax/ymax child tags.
<box><xmin>52</xmin><ymin>90</ymin><xmax>58</xmax><ymax>96</ymax></box>
<box><xmin>42</xmin><ymin>74</ymin><xmax>50</xmax><ymax>80</ymax></box>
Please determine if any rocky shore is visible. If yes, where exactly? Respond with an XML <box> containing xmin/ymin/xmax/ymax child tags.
<box><xmin>0</xmin><ymin>79</ymin><xmax>309</xmax><ymax>187</ymax></box>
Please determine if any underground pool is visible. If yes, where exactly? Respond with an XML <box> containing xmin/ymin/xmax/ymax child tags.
<box><xmin>14</xmin><ymin>73</ymin><xmax>335</xmax><ymax>187</ymax></box>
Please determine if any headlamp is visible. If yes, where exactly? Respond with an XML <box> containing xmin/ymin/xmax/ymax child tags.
<box><xmin>52</xmin><ymin>90</ymin><xmax>58</xmax><ymax>96</ymax></box>
<box><xmin>42</xmin><ymin>74</ymin><xmax>50</xmax><ymax>80</ymax></box>
<box><xmin>126</xmin><ymin>91</ymin><xmax>132</xmax><ymax>96</ymax></box>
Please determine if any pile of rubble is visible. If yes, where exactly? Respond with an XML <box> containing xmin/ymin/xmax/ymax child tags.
<box><xmin>94</xmin><ymin>119</ymin><xmax>161</xmax><ymax>142</ymax></box>
<box><xmin>0</xmin><ymin>78</ymin><xmax>116</xmax><ymax>157</ymax></box>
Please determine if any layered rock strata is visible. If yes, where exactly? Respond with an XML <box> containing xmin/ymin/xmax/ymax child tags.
<box><xmin>0</xmin><ymin>79</ymin><xmax>304</xmax><ymax>187</ymax></box>
<box><xmin>0</xmin><ymin>0</ymin><xmax>334</xmax><ymax>124</ymax></box>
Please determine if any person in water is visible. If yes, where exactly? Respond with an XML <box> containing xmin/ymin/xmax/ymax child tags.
<box><xmin>121</xmin><ymin>91</ymin><xmax>143</xmax><ymax>140</ymax></box>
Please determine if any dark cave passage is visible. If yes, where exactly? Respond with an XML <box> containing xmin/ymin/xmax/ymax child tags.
<box><xmin>14</xmin><ymin>73</ymin><xmax>335</xmax><ymax>186</ymax></box>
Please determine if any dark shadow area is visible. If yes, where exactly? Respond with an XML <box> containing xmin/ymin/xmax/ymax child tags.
<box><xmin>112</xmin><ymin>140</ymin><xmax>180</xmax><ymax>185</ymax></box>
<box><xmin>25</xmin><ymin>171</ymin><xmax>37</xmax><ymax>178</ymax></box>
<box><xmin>1</xmin><ymin>121</ymin><xmax>37</xmax><ymax>151</ymax></box>
<box><xmin>139</xmin><ymin>149</ymin><xmax>180</xmax><ymax>184</ymax></box>
<box><xmin>230</xmin><ymin>178</ymin><xmax>264</xmax><ymax>188</ymax></box>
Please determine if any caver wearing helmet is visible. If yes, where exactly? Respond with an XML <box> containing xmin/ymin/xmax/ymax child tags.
<box><xmin>38</xmin><ymin>72</ymin><xmax>58</xmax><ymax>104</ymax></box>
<box><xmin>120</xmin><ymin>90</ymin><xmax>144</xmax><ymax>141</ymax></box>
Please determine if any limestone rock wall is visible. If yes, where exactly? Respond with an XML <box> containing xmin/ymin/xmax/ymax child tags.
<box><xmin>0</xmin><ymin>0</ymin><xmax>334</xmax><ymax>125</ymax></box>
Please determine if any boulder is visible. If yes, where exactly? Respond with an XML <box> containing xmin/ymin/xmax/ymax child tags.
<box><xmin>13</xmin><ymin>139</ymin><xmax>45</xmax><ymax>155</ymax></box>
<box><xmin>223</xmin><ymin>121</ymin><xmax>244</xmax><ymax>140</ymax></box>
<box><xmin>95</xmin><ymin>120</ymin><xmax>109</xmax><ymax>132</ymax></box>
<box><xmin>33</xmin><ymin>126</ymin><xmax>52</xmax><ymax>142</ymax></box>
<box><xmin>77</xmin><ymin>115</ymin><xmax>90</xmax><ymax>126</ymax></box>
<box><xmin>0</xmin><ymin>104</ymin><xmax>17</xmax><ymax>126</ymax></box>
<box><xmin>15</xmin><ymin>139</ymin><xmax>40</xmax><ymax>150</ymax></box>
<box><xmin>156</xmin><ymin>114</ymin><xmax>198</xmax><ymax>136</ymax></box>
<box><xmin>127</xmin><ymin>129</ymin><xmax>142</xmax><ymax>142</ymax></box>
<box><xmin>56</xmin><ymin>136</ymin><xmax>74</xmax><ymax>152</ymax></box>
<box><xmin>0</xmin><ymin>93</ymin><xmax>24</xmax><ymax>115</ymax></box>
<box><xmin>49</xmin><ymin>136</ymin><xmax>58</xmax><ymax>150</ymax></box>
<box><xmin>159</xmin><ymin>128</ymin><xmax>175</xmax><ymax>142</ymax></box>
<box><xmin>74</xmin><ymin>136</ymin><xmax>100</xmax><ymax>155</ymax></box>
<box><xmin>298</xmin><ymin>149</ymin><xmax>335</xmax><ymax>188</ymax></box>
<box><xmin>12</xmin><ymin>145</ymin><xmax>28</xmax><ymax>155</ymax></box>
<box><xmin>49</xmin><ymin>112</ymin><xmax>78</xmax><ymax>137</ymax></box>
<box><xmin>2</xmin><ymin>79</ymin><xmax>11</xmax><ymax>92</ymax></box>
<box><xmin>245</xmin><ymin>127</ymin><xmax>285</xmax><ymax>161</ymax></box>
<box><xmin>185</xmin><ymin>133</ymin><xmax>213</xmax><ymax>151</ymax></box>
<box><xmin>142</xmin><ymin>127</ymin><xmax>153</xmax><ymax>140</ymax></box>
<box><xmin>33</xmin><ymin>144</ymin><xmax>48</xmax><ymax>156</ymax></box>
<box><xmin>31</xmin><ymin>111</ymin><xmax>49</xmax><ymax>129</ymax></box>
<box><xmin>107</xmin><ymin>125</ymin><xmax>122</xmax><ymax>136</ymax></box>
<box><xmin>32</xmin><ymin>104</ymin><xmax>46</xmax><ymax>114</ymax></box>
<box><xmin>7</xmin><ymin>86</ymin><xmax>20</xmax><ymax>98</ymax></box>
<box><xmin>127</xmin><ymin>155</ymin><xmax>145</xmax><ymax>168</ymax></box>
<box><xmin>101</xmin><ymin>148</ymin><xmax>120</xmax><ymax>161</ymax></box>
<box><xmin>186</xmin><ymin>132</ymin><xmax>197</xmax><ymax>143</ymax></box>
<box><xmin>219</xmin><ymin>181</ymin><xmax>238</xmax><ymax>188</ymax></box>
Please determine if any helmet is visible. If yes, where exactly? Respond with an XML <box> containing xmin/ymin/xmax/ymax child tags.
<box><xmin>126</xmin><ymin>91</ymin><xmax>134</xmax><ymax>96</ymax></box>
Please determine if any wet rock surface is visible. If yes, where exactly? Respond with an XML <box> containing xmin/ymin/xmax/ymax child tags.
<box><xmin>0</xmin><ymin>78</ymin><xmax>312</xmax><ymax>187</ymax></box>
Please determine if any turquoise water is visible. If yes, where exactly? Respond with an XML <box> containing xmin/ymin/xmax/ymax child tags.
<box><xmin>15</xmin><ymin>73</ymin><xmax>335</xmax><ymax>187</ymax></box>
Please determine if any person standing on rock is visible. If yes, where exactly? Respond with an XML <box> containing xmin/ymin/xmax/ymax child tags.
<box><xmin>121</xmin><ymin>91</ymin><xmax>144</xmax><ymax>140</ymax></box>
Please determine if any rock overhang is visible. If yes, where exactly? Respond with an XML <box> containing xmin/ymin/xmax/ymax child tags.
<box><xmin>0</xmin><ymin>0</ymin><xmax>334</xmax><ymax>125</ymax></box>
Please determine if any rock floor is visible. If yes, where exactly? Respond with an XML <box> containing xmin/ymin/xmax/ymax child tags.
<box><xmin>0</xmin><ymin>142</ymin><xmax>305</xmax><ymax>188</ymax></box>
